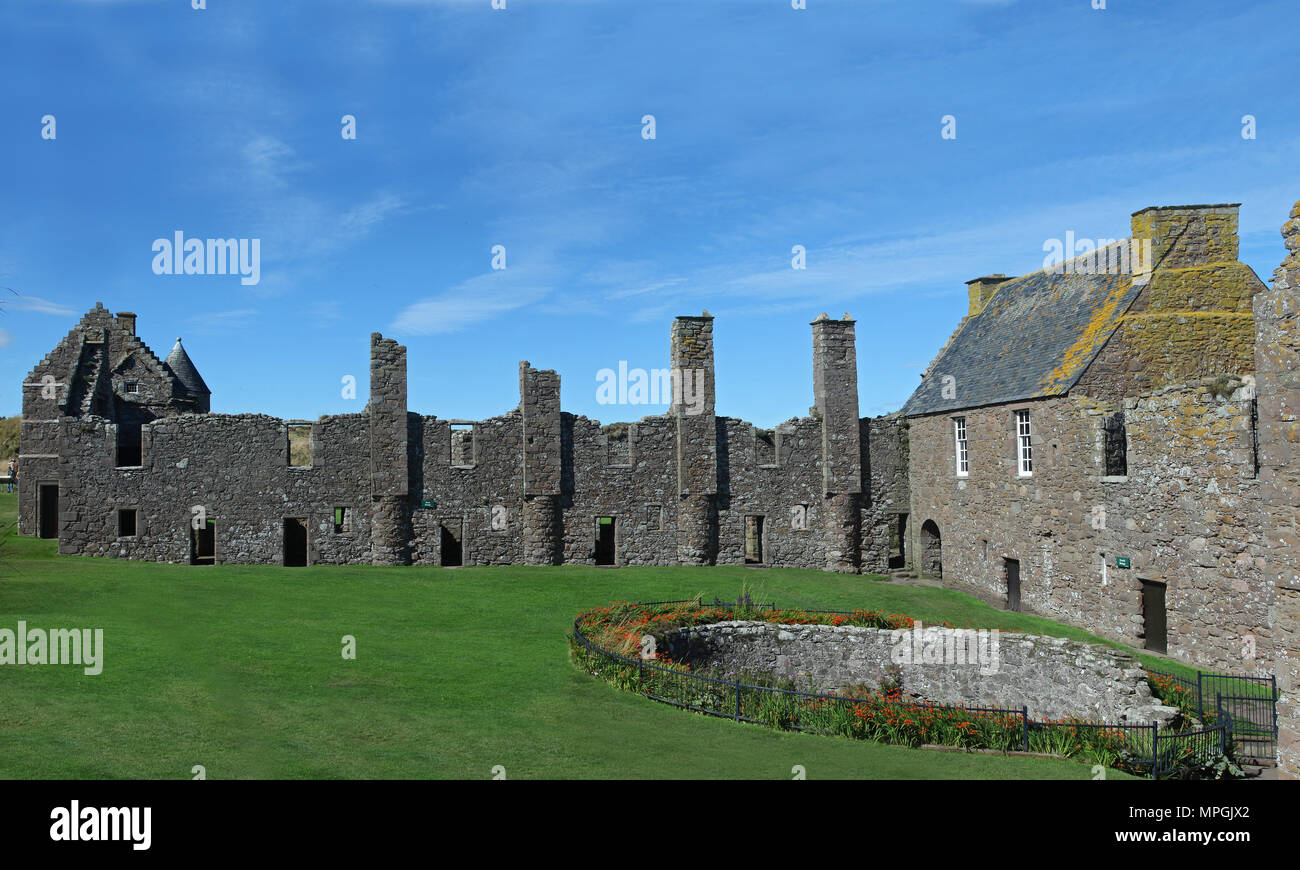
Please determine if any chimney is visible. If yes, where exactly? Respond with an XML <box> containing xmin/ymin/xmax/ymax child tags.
<box><xmin>965</xmin><ymin>275</ymin><xmax>1013</xmax><ymax>316</ymax></box>
<box><xmin>115</xmin><ymin>312</ymin><xmax>137</xmax><ymax>335</ymax></box>
<box><xmin>1131</xmin><ymin>204</ymin><xmax>1240</xmax><ymax>270</ymax></box>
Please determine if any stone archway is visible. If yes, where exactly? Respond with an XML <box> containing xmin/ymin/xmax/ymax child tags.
<box><xmin>920</xmin><ymin>519</ymin><xmax>942</xmax><ymax>578</ymax></box>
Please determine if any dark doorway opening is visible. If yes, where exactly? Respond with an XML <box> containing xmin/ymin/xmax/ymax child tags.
<box><xmin>595</xmin><ymin>517</ymin><xmax>616</xmax><ymax>565</ymax></box>
<box><xmin>1141</xmin><ymin>579</ymin><xmax>1167</xmax><ymax>653</ymax></box>
<box><xmin>920</xmin><ymin>520</ymin><xmax>942</xmax><ymax>578</ymax></box>
<box><xmin>440</xmin><ymin>521</ymin><xmax>464</xmax><ymax>567</ymax></box>
<box><xmin>38</xmin><ymin>484</ymin><xmax>59</xmax><ymax>539</ymax></box>
<box><xmin>1005</xmin><ymin>558</ymin><xmax>1021</xmax><ymax>612</ymax></box>
<box><xmin>888</xmin><ymin>513</ymin><xmax>908</xmax><ymax>569</ymax></box>
<box><xmin>744</xmin><ymin>515</ymin><xmax>764</xmax><ymax>564</ymax></box>
<box><xmin>283</xmin><ymin>518</ymin><xmax>308</xmax><ymax>567</ymax></box>
<box><xmin>190</xmin><ymin>520</ymin><xmax>215</xmax><ymax>565</ymax></box>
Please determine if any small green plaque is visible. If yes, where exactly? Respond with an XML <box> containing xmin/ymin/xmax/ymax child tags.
<box><xmin>420</xmin><ymin>499</ymin><xmax>437</xmax><ymax>509</ymax></box>
<box><xmin>1115</xmin><ymin>556</ymin><xmax>1130</xmax><ymax>569</ymax></box>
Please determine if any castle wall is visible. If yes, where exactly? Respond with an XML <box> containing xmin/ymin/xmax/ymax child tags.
<box><xmin>906</xmin><ymin>385</ymin><xmax>1268</xmax><ymax>675</ymax></box>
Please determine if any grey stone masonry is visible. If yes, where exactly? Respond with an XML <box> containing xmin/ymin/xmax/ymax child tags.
<box><xmin>662</xmin><ymin>620</ymin><xmax>1179</xmax><ymax>726</ymax></box>
<box><xmin>23</xmin><ymin>307</ymin><xmax>907</xmax><ymax>577</ymax></box>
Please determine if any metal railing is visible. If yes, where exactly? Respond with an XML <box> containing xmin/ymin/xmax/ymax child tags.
<box><xmin>1146</xmin><ymin>666</ymin><xmax>1278</xmax><ymax>761</ymax></box>
<box><xmin>573</xmin><ymin>598</ymin><xmax>1240</xmax><ymax>779</ymax></box>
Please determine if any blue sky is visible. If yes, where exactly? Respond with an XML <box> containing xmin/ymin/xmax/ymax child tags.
<box><xmin>2</xmin><ymin>0</ymin><xmax>1297</xmax><ymax>425</ymax></box>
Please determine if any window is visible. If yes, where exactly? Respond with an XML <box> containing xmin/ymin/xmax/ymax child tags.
<box><xmin>450</xmin><ymin>424</ymin><xmax>474</xmax><ymax>467</ymax></box>
<box><xmin>1103</xmin><ymin>412</ymin><xmax>1127</xmax><ymax>476</ymax></box>
<box><xmin>603</xmin><ymin>424</ymin><xmax>631</xmax><ymax>466</ymax></box>
<box><xmin>755</xmin><ymin>428</ymin><xmax>777</xmax><ymax>466</ymax></box>
<box><xmin>1016</xmin><ymin>410</ymin><xmax>1033</xmax><ymax>476</ymax></box>
<box><xmin>953</xmin><ymin>417</ymin><xmax>969</xmax><ymax>476</ymax></box>
<box><xmin>124</xmin><ymin>382</ymin><xmax>140</xmax><ymax>395</ymax></box>
<box><xmin>117</xmin><ymin>508</ymin><xmax>137</xmax><ymax>537</ymax></box>
<box><xmin>116</xmin><ymin>422</ymin><xmax>142</xmax><ymax>467</ymax></box>
<box><xmin>287</xmin><ymin>424</ymin><xmax>312</xmax><ymax>467</ymax></box>
<box><xmin>333</xmin><ymin>507</ymin><xmax>353</xmax><ymax>534</ymax></box>
<box><xmin>646</xmin><ymin>504</ymin><xmax>663</xmax><ymax>531</ymax></box>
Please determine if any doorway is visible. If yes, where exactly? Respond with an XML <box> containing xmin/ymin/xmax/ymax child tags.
<box><xmin>744</xmin><ymin>515</ymin><xmax>764</xmax><ymax>564</ymax></box>
<box><xmin>595</xmin><ymin>517</ymin><xmax>616</xmax><ymax>565</ymax></box>
<box><xmin>920</xmin><ymin>520</ymin><xmax>942</xmax><ymax>578</ymax></box>
<box><xmin>38</xmin><ymin>484</ymin><xmax>59</xmax><ymax>539</ymax></box>
<box><xmin>283</xmin><ymin>518</ymin><xmax>308</xmax><ymax>567</ymax></box>
<box><xmin>888</xmin><ymin>513</ymin><xmax>908</xmax><ymax>569</ymax></box>
<box><xmin>440</xmin><ymin>520</ymin><xmax>464</xmax><ymax>567</ymax></box>
<box><xmin>1005</xmin><ymin>558</ymin><xmax>1021</xmax><ymax>612</ymax></box>
<box><xmin>190</xmin><ymin>520</ymin><xmax>215</xmax><ymax>565</ymax></box>
<box><xmin>1141</xmin><ymin>580</ymin><xmax>1167</xmax><ymax>653</ymax></box>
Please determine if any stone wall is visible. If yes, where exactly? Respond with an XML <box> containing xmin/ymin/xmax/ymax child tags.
<box><xmin>906</xmin><ymin>382</ymin><xmax>1268</xmax><ymax>675</ymax></box>
<box><xmin>1253</xmin><ymin>199</ymin><xmax>1300</xmax><ymax>779</ymax></box>
<box><xmin>661</xmin><ymin>620</ymin><xmax>1177</xmax><ymax>725</ymax></box>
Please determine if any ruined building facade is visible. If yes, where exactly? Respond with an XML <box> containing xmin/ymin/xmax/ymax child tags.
<box><xmin>18</xmin><ymin>307</ymin><xmax>906</xmax><ymax>576</ymax></box>
<box><xmin>16</xmin><ymin>201</ymin><xmax>1299</xmax><ymax>777</ymax></box>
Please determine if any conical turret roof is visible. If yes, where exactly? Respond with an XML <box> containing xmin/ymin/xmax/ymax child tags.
<box><xmin>164</xmin><ymin>337</ymin><xmax>211</xmax><ymax>397</ymax></box>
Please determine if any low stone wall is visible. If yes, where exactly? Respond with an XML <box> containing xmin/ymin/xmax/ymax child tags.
<box><xmin>660</xmin><ymin>621</ymin><xmax>1179</xmax><ymax>726</ymax></box>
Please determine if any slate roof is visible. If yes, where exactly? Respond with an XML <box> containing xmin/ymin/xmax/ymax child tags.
<box><xmin>901</xmin><ymin>252</ymin><xmax>1141</xmax><ymax>417</ymax></box>
<box><xmin>164</xmin><ymin>337</ymin><xmax>211</xmax><ymax>397</ymax></box>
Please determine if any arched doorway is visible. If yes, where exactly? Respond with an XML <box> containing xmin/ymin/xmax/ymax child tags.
<box><xmin>920</xmin><ymin>520</ymin><xmax>942</xmax><ymax>578</ymax></box>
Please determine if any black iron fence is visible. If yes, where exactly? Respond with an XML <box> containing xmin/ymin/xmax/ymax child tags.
<box><xmin>573</xmin><ymin>598</ymin><xmax>1245</xmax><ymax>780</ymax></box>
<box><xmin>1146</xmin><ymin>666</ymin><xmax>1278</xmax><ymax>761</ymax></box>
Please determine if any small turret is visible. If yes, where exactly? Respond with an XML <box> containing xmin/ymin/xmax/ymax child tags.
<box><xmin>164</xmin><ymin>337</ymin><xmax>211</xmax><ymax>412</ymax></box>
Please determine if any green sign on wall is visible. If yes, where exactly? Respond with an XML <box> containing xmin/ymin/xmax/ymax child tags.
<box><xmin>420</xmin><ymin>499</ymin><xmax>436</xmax><ymax>509</ymax></box>
<box><xmin>1115</xmin><ymin>556</ymin><xmax>1131</xmax><ymax>569</ymax></box>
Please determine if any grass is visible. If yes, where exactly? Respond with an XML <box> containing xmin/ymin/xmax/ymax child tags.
<box><xmin>0</xmin><ymin>490</ymin><xmax>1181</xmax><ymax>779</ymax></box>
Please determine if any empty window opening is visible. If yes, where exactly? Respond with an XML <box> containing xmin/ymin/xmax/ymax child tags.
<box><xmin>595</xmin><ymin>517</ymin><xmax>617</xmax><ymax>565</ymax></box>
<box><xmin>920</xmin><ymin>519</ymin><xmax>942</xmax><ymax>578</ymax></box>
<box><xmin>888</xmin><ymin>513</ymin><xmax>908</xmax><ymax>570</ymax></box>
<box><xmin>287</xmin><ymin>424</ymin><xmax>312</xmax><ymax>467</ymax></box>
<box><xmin>440</xmin><ymin>520</ymin><xmax>464</xmax><ymax>567</ymax></box>
<box><xmin>1103</xmin><ymin>411</ymin><xmax>1127</xmax><ymax>476</ymax></box>
<box><xmin>1016</xmin><ymin>410</ymin><xmax>1033</xmax><ymax>476</ymax></box>
<box><xmin>646</xmin><ymin>504</ymin><xmax>663</xmax><ymax>531</ymax></box>
<box><xmin>1005</xmin><ymin>558</ymin><xmax>1021</xmax><ymax>612</ymax></box>
<box><xmin>953</xmin><ymin>416</ymin><xmax>969</xmax><ymax>476</ymax></box>
<box><xmin>744</xmin><ymin>515</ymin><xmax>765</xmax><ymax>564</ymax></box>
<box><xmin>333</xmin><ymin>507</ymin><xmax>353</xmax><ymax>534</ymax></box>
<box><xmin>604</xmin><ymin>424</ymin><xmax>631</xmax><ymax>466</ymax></box>
<box><xmin>283</xmin><ymin>517</ymin><xmax>308</xmax><ymax>567</ymax></box>
<box><xmin>118</xmin><ymin>508</ymin><xmax>137</xmax><ymax>538</ymax></box>
<box><xmin>755</xmin><ymin>429</ymin><xmax>777</xmax><ymax>466</ymax></box>
<box><xmin>450</xmin><ymin>425</ymin><xmax>475</xmax><ymax>467</ymax></box>
<box><xmin>38</xmin><ymin>484</ymin><xmax>59</xmax><ymax>539</ymax></box>
<box><xmin>190</xmin><ymin>519</ymin><xmax>215</xmax><ymax>566</ymax></box>
<box><xmin>1141</xmin><ymin>579</ymin><xmax>1167</xmax><ymax>653</ymax></box>
<box><xmin>116</xmin><ymin>422</ymin><xmax>142</xmax><ymax>467</ymax></box>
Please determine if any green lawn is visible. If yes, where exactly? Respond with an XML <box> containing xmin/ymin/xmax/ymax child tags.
<box><xmin>0</xmin><ymin>491</ymin><xmax>1164</xmax><ymax>779</ymax></box>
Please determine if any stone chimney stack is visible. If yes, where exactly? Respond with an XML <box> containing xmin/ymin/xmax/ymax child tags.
<box><xmin>368</xmin><ymin>332</ymin><xmax>411</xmax><ymax>566</ymax></box>
<box><xmin>965</xmin><ymin>275</ymin><xmax>1013</xmax><ymax>317</ymax></box>
<box><xmin>1131</xmin><ymin>204</ymin><xmax>1240</xmax><ymax>269</ymax></box>
<box><xmin>519</xmin><ymin>361</ymin><xmax>563</xmax><ymax>565</ymax></box>
<box><xmin>115</xmin><ymin>311</ymin><xmax>137</xmax><ymax>336</ymax></box>
<box><xmin>670</xmin><ymin>312</ymin><xmax>718</xmax><ymax>565</ymax></box>
<box><xmin>811</xmin><ymin>313</ymin><xmax>863</xmax><ymax>573</ymax></box>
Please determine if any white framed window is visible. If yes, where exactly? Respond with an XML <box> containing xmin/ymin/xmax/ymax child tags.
<box><xmin>953</xmin><ymin>417</ymin><xmax>968</xmax><ymax>476</ymax></box>
<box><xmin>1016</xmin><ymin>410</ymin><xmax>1033</xmax><ymax>477</ymax></box>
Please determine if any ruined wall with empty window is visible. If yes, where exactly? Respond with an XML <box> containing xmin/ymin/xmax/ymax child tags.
<box><xmin>906</xmin><ymin>384</ymin><xmax>1267</xmax><ymax>675</ymax></box>
<box><xmin>51</xmin><ymin>413</ymin><xmax>374</xmax><ymax>565</ymax></box>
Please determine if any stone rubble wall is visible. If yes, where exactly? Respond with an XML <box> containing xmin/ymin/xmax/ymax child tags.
<box><xmin>661</xmin><ymin>620</ymin><xmax>1178</xmax><ymax>726</ymax></box>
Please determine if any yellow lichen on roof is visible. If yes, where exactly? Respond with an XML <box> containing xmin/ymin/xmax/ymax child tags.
<box><xmin>1037</xmin><ymin>275</ymin><xmax>1134</xmax><ymax>393</ymax></box>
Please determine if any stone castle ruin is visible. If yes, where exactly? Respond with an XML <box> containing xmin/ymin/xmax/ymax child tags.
<box><xmin>15</xmin><ymin>201</ymin><xmax>1300</xmax><ymax>777</ymax></box>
